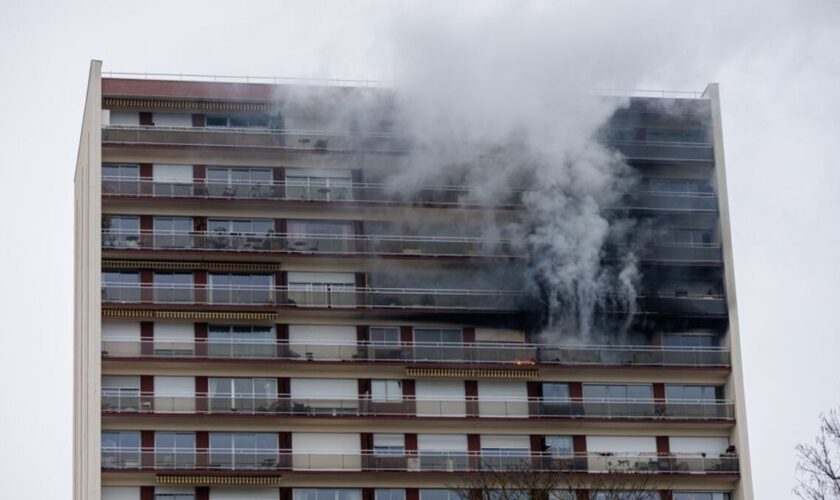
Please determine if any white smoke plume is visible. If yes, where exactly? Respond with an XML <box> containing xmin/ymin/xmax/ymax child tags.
<box><xmin>374</xmin><ymin>2</ymin><xmax>680</xmax><ymax>342</ymax></box>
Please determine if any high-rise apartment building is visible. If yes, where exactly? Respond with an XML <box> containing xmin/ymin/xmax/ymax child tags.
<box><xmin>75</xmin><ymin>60</ymin><xmax>753</xmax><ymax>500</ymax></box>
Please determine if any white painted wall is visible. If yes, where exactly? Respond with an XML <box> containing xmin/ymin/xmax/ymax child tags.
<box><xmin>586</xmin><ymin>436</ymin><xmax>657</xmax><ymax>453</ymax></box>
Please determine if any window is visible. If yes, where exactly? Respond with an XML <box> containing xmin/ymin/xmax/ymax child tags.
<box><xmin>209</xmin><ymin>273</ymin><xmax>274</xmax><ymax>305</ymax></box>
<box><xmin>209</xmin><ymin>432</ymin><xmax>279</xmax><ymax>469</ymax></box>
<box><xmin>103</xmin><ymin>215</ymin><xmax>140</xmax><ymax>248</ymax></box>
<box><xmin>155</xmin><ymin>432</ymin><xmax>195</xmax><ymax>468</ymax></box>
<box><xmin>373</xmin><ymin>434</ymin><xmax>405</xmax><ymax>456</ymax></box>
<box><xmin>419</xmin><ymin>491</ymin><xmax>460</xmax><ymax>500</ymax></box>
<box><xmin>542</xmin><ymin>383</ymin><xmax>570</xmax><ymax>401</ymax></box>
<box><xmin>583</xmin><ymin>384</ymin><xmax>654</xmax><ymax>418</ymax></box>
<box><xmin>206</xmin><ymin>115</ymin><xmax>269</xmax><ymax>128</ymax></box>
<box><xmin>102</xmin><ymin>376</ymin><xmax>140</xmax><ymax>412</ymax></box>
<box><xmin>656</xmin><ymin>229</ymin><xmax>713</xmax><ymax>247</ymax></box>
<box><xmin>662</xmin><ymin>334</ymin><xmax>716</xmax><ymax>349</ymax></box>
<box><xmin>102</xmin><ymin>164</ymin><xmax>140</xmax><ymax>195</ymax></box>
<box><xmin>414</xmin><ymin>328</ymin><xmax>462</xmax><ymax>344</ymax></box>
<box><xmin>370</xmin><ymin>327</ymin><xmax>400</xmax><ymax>345</ymax></box>
<box><xmin>544</xmin><ymin>436</ymin><xmax>573</xmax><ymax>457</ymax></box>
<box><xmin>592</xmin><ymin>494</ymin><xmax>660</xmax><ymax>500</ymax></box>
<box><xmin>152</xmin><ymin>164</ymin><xmax>193</xmax><ymax>197</ymax></box>
<box><xmin>102</xmin><ymin>431</ymin><xmax>141</xmax><ymax>468</ymax></box>
<box><xmin>208</xmin><ymin>219</ymin><xmax>275</xmax><ymax>235</ymax></box>
<box><xmin>209</xmin><ymin>378</ymin><xmax>278</xmax><ymax>413</ymax></box>
<box><xmin>154</xmin><ymin>273</ymin><xmax>194</xmax><ymax>303</ymax></box>
<box><xmin>583</xmin><ymin>384</ymin><xmax>654</xmax><ymax>400</ymax></box>
<box><xmin>648</xmin><ymin>178</ymin><xmax>711</xmax><ymax>194</ymax></box>
<box><xmin>208</xmin><ymin>325</ymin><xmax>275</xmax><ymax>358</ymax></box>
<box><xmin>206</xmin><ymin>219</ymin><xmax>275</xmax><ymax>251</ymax></box>
<box><xmin>375</xmin><ymin>490</ymin><xmax>405</xmax><ymax>500</ymax></box>
<box><xmin>673</xmin><ymin>494</ymin><xmax>730</xmax><ymax>500</ymax></box>
<box><xmin>287</xmin><ymin>272</ymin><xmax>355</xmax><ymax>308</ymax></box>
<box><xmin>153</xmin><ymin>217</ymin><xmax>193</xmax><ymax>249</ymax></box>
<box><xmin>371</xmin><ymin>380</ymin><xmax>403</xmax><ymax>402</ymax></box>
<box><xmin>293</xmin><ymin>489</ymin><xmax>362</xmax><ymax>500</ymax></box>
<box><xmin>102</xmin><ymin>271</ymin><xmax>140</xmax><ymax>303</ymax></box>
<box><xmin>206</xmin><ymin>167</ymin><xmax>274</xmax><ymax>198</ymax></box>
<box><xmin>285</xmin><ymin>168</ymin><xmax>353</xmax><ymax>202</ymax></box>
<box><xmin>287</xmin><ymin>220</ymin><xmax>354</xmax><ymax>253</ymax></box>
<box><xmin>666</xmin><ymin>385</ymin><xmax>718</xmax><ymax>401</ymax></box>
<box><xmin>156</xmin><ymin>493</ymin><xmax>195</xmax><ymax>500</ymax></box>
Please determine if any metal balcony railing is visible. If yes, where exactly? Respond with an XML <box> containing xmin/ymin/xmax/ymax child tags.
<box><xmin>101</xmin><ymin>177</ymin><xmax>717</xmax><ymax>214</ymax></box>
<box><xmin>100</xmin><ymin>339</ymin><xmax>731</xmax><ymax>367</ymax></box>
<box><xmin>100</xmin><ymin>283</ymin><xmax>522</xmax><ymax>311</ymax></box>
<box><xmin>101</xmin><ymin>176</ymin><xmax>523</xmax><ymax>207</ymax></box>
<box><xmin>101</xmin><ymin>230</ymin><xmax>723</xmax><ymax>264</ymax></box>
<box><xmin>101</xmin><ymin>229</ymin><xmax>513</xmax><ymax>258</ymax></box>
<box><xmin>101</xmin><ymin>392</ymin><xmax>735</xmax><ymax>420</ymax></box>
<box><xmin>620</xmin><ymin>191</ymin><xmax>718</xmax><ymax>212</ymax></box>
<box><xmin>100</xmin><ymin>448</ymin><xmax>739</xmax><ymax>474</ymax></box>
<box><xmin>645</xmin><ymin>244</ymin><xmax>723</xmax><ymax>264</ymax></box>
<box><xmin>100</xmin><ymin>283</ymin><xmax>725</xmax><ymax>316</ymax></box>
<box><xmin>609</xmin><ymin>141</ymin><xmax>714</xmax><ymax>162</ymax></box>
<box><xmin>640</xmin><ymin>294</ymin><xmax>727</xmax><ymax>316</ymax></box>
<box><xmin>103</xmin><ymin>125</ymin><xmax>408</xmax><ymax>153</ymax></box>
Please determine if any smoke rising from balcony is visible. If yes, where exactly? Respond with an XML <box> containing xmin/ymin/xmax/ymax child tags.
<box><xmin>375</xmin><ymin>3</ymin><xmax>658</xmax><ymax>342</ymax></box>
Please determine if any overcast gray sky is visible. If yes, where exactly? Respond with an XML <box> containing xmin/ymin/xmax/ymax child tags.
<box><xmin>0</xmin><ymin>1</ymin><xmax>838</xmax><ymax>498</ymax></box>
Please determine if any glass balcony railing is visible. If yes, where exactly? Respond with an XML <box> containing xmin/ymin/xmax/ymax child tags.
<box><xmin>100</xmin><ymin>339</ymin><xmax>731</xmax><ymax>367</ymax></box>
<box><xmin>644</xmin><ymin>244</ymin><xmax>723</xmax><ymax>264</ymax></box>
<box><xmin>100</xmin><ymin>448</ymin><xmax>739</xmax><ymax>474</ymax></box>
<box><xmin>101</xmin><ymin>392</ymin><xmax>735</xmax><ymax>421</ymax></box>
<box><xmin>100</xmin><ymin>283</ymin><xmax>522</xmax><ymax>311</ymax></box>
<box><xmin>101</xmin><ymin>229</ymin><xmax>513</xmax><ymax>258</ymax></box>
<box><xmin>103</xmin><ymin>125</ymin><xmax>714</xmax><ymax>162</ymax></box>
<box><xmin>100</xmin><ymin>283</ymin><xmax>725</xmax><ymax>316</ymax></box>
<box><xmin>101</xmin><ymin>177</ymin><xmax>718</xmax><ymax>214</ymax></box>
<box><xmin>640</xmin><ymin>294</ymin><xmax>727</xmax><ymax>316</ymax></box>
<box><xmin>101</xmin><ymin>176</ymin><xmax>524</xmax><ymax>207</ymax></box>
<box><xmin>608</xmin><ymin>141</ymin><xmax>715</xmax><ymax>162</ymax></box>
<box><xmin>620</xmin><ymin>191</ymin><xmax>718</xmax><ymax>212</ymax></box>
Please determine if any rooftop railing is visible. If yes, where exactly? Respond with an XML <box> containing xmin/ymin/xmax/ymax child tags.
<box><xmin>100</xmin><ymin>339</ymin><xmax>731</xmax><ymax>368</ymax></box>
<box><xmin>103</xmin><ymin>71</ymin><xmax>392</xmax><ymax>87</ymax></box>
<box><xmin>100</xmin><ymin>283</ymin><xmax>522</xmax><ymax>312</ymax></box>
<box><xmin>100</xmin><ymin>448</ymin><xmax>739</xmax><ymax>474</ymax></box>
<box><xmin>102</xmin><ymin>229</ymin><xmax>513</xmax><ymax>258</ymax></box>
<box><xmin>101</xmin><ymin>392</ymin><xmax>734</xmax><ymax>421</ymax></box>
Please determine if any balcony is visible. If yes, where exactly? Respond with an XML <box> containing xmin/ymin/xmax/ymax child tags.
<box><xmin>101</xmin><ymin>176</ymin><xmax>524</xmax><ymax>208</ymax></box>
<box><xmin>643</xmin><ymin>244</ymin><xmax>723</xmax><ymax>264</ymax></box>
<box><xmin>620</xmin><ymin>191</ymin><xmax>718</xmax><ymax>212</ymax></box>
<box><xmin>608</xmin><ymin>141</ymin><xmax>714</xmax><ymax>162</ymax></box>
<box><xmin>101</xmin><ymin>392</ymin><xmax>734</xmax><ymax>421</ymax></box>
<box><xmin>640</xmin><ymin>294</ymin><xmax>727</xmax><ymax>317</ymax></box>
<box><xmin>102</xmin><ymin>229</ymin><xmax>513</xmax><ymax>259</ymax></box>
<box><xmin>100</xmin><ymin>449</ymin><xmax>739</xmax><ymax>474</ymax></box>
<box><xmin>100</xmin><ymin>339</ymin><xmax>731</xmax><ymax>368</ymax></box>
<box><xmin>102</xmin><ymin>125</ymin><xmax>408</xmax><ymax>153</ymax></box>
<box><xmin>100</xmin><ymin>283</ymin><xmax>522</xmax><ymax>312</ymax></box>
